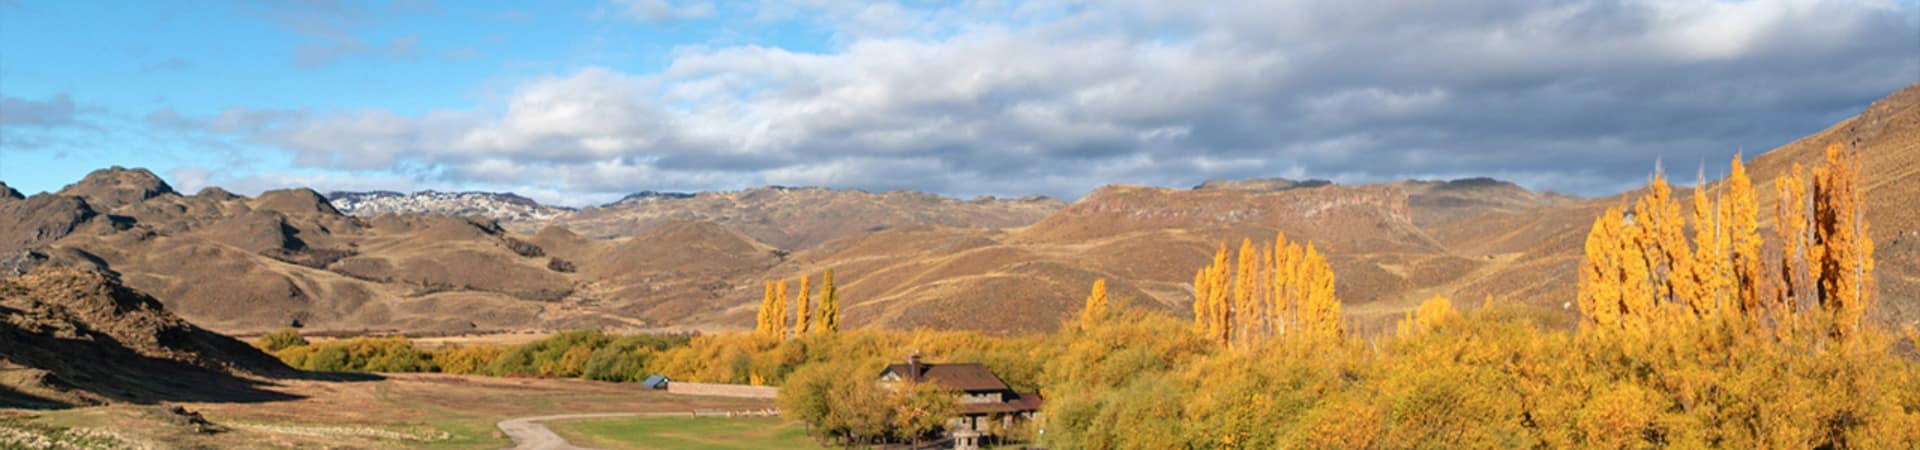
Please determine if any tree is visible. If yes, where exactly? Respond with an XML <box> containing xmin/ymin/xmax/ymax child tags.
<box><xmin>1081</xmin><ymin>278</ymin><xmax>1110</xmax><ymax>325</ymax></box>
<box><xmin>1189</xmin><ymin>232</ymin><xmax>1342</xmax><ymax>348</ymax></box>
<box><xmin>1576</xmin><ymin>142</ymin><xmax>1875</xmax><ymax>343</ymax></box>
<box><xmin>890</xmin><ymin>380</ymin><xmax>959</xmax><ymax>446</ymax></box>
<box><xmin>1813</xmin><ymin>143</ymin><xmax>1873</xmax><ymax>340</ymax></box>
<box><xmin>1773</xmin><ymin>163</ymin><xmax>1810</xmax><ymax>337</ymax></box>
<box><xmin>795</xmin><ymin>274</ymin><xmax>813</xmax><ymax>335</ymax></box>
<box><xmin>817</xmin><ymin>269</ymin><xmax>841</xmax><ymax>334</ymax></box>
<box><xmin>773</xmin><ymin>279</ymin><xmax>791</xmax><ymax>339</ymax></box>
<box><xmin>255</xmin><ymin>327</ymin><xmax>308</xmax><ymax>352</ymax></box>
<box><xmin>1579</xmin><ymin>205</ymin><xmax>1627</xmax><ymax>330</ymax></box>
<box><xmin>1233</xmin><ymin>238</ymin><xmax>1256</xmax><ymax>348</ymax></box>
<box><xmin>1727</xmin><ymin>155</ymin><xmax>1765</xmax><ymax>316</ymax></box>
<box><xmin>757</xmin><ymin>281</ymin><xmax>778</xmax><ymax>336</ymax></box>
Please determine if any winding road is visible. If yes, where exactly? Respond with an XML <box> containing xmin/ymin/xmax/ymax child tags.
<box><xmin>498</xmin><ymin>412</ymin><xmax>686</xmax><ymax>450</ymax></box>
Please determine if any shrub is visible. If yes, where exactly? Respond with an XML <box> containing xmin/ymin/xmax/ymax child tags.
<box><xmin>432</xmin><ymin>344</ymin><xmax>506</xmax><ymax>375</ymax></box>
<box><xmin>254</xmin><ymin>328</ymin><xmax>308</xmax><ymax>352</ymax></box>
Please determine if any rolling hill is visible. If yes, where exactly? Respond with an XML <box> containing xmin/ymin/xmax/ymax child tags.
<box><xmin>1</xmin><ymin>83</ymin><xmax>1913</xmax><ymax>337</ymax></box>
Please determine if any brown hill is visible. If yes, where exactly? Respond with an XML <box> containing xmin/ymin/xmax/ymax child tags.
<box><xmin>0</xmin><ymin>268</ymin><xmax>297</xmax><ymax>407</ymax></box>
<box><xmin>1441</xmin><ymin>82</ymin><xmax>1920</xmax><ymax>329</ymax></box>
<box><xmin>0</xmin><ymin>84</ymin><xmax>1911</xmax><ymax>337</ymax></box>
<box><xmin>53</xmin><ymin>166</ymin><xmax>174</xmax><ymax>210</ymax></box>
<box><xmin>554</xmin><ymin>187</ymin><xmax>1064</xmax><ymax>249</ymax></box>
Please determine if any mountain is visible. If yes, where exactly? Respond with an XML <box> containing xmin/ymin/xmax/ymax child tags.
<box><xmin>553</xmin><ymin>186</ymin><xmax>1066</xmax><ymax>249</ymax></box>
<box><xmin>0</xmin><ymin>83</ymin><xmax>1911</xmax><ymax>337</ymax></box>
<box><xmin>1</xmin><ymin>268</ymin><xmax>296</xmax><ymax>407</ymax></box>
<box><xmin>325</xmin><ymin>187</ymin><xmax>1063</xmax><ymax>250</ymax></box>
<box><xmin>328</xmin><ymin>190</ymin><xmax>574</xmax><ymax>231</ymax></box>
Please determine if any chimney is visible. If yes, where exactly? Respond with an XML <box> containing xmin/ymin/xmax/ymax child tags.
<box><xmin>908</xmin><ymin>350</ymin><xmax>923</xmax><ymax>379</ymax></box>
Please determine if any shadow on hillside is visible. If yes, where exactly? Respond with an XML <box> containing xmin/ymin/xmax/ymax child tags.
<box><xmin>0</xmin><ymin>385</ymin><xmax>71</xmax><ymax>410</ymax></box>
<box><xmin>1</xmin><ymin>329</ymin><xmax>377</xmax><ymax>409</ymax></box>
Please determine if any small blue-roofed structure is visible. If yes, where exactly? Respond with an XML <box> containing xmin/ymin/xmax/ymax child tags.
<box><xmin>641</xmin><ymin>374</ymin><xmax>670</xmax><ymax>389</ymax></box>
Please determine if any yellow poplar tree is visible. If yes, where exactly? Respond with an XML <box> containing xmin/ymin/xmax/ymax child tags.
<box><xmin>1232</xmin><ymin>238</ymin><xmax>1256</xmax><ymax>347</ymax></box>
<box><xmin>756</xmin><ymin>280</ymin><xmax>773</xmax><ymax>335</ymax></box>
<box><xmin>1726</xmin><ymin>155</ymin><xmax>1765</xmax><ymax>315</ymax></box>
<box><xmin>1773</xmin><ymin>163</ymin><xmax>1810</xmax><ymax>335</ymax></box>
<box><xmin>1081</xmin><ymin>278</ymin><xmax>1109</xmax><ymax>325</ymax></box>
<box><xmin>1577</xmin><ymin>142</ymin><xmax>1873</xmax><ymax>343</ymax></box>
<box><xmin>772</xmin><ymin>279</ymin><xmax>790</xmax><ymax>339</ymax></box>
<box><xmin>1298</xmin><ymin>243</ymin><xmax>1341</xmax><ymax>342</ymax></box>
<box><xmin>1813</xmin><ymin>143</ymin><xmax>1873</xmax><ymax>340</ymax></box>
<box><xmin>1689</xmin><ymin>168</ymin><xmax>1726</xmax><ymax>311</ymax></box>
<box><xmin>794</xmin><ymin>275</ymin><xmax>812</xmax><ymax>335</ymax></box>
<box><xmin>1579</xmin><ymin>205</ymin><xmax>1627</xmax><ymax>330</ymax></box>
<box><xmin>1190</xmin><ymin>232</ymin><xmax>1342</xmax><ymax>348</ymax></box>
<box><xmin>817</xmin><ymin>269</ymin><xmax>840</xmax><ymax>334</ymax></box>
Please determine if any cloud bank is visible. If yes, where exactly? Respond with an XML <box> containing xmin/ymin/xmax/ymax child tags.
<box><xmin>166</xmin><ymin>0</ymin><xmax>1920</xmax><ymax>205</ymax></box>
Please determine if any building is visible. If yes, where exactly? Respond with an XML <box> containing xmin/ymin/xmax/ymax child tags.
<box><xmin>878</xmin><ymin>353</ymin><xmax>1043</xmax><ymax>449</ymax></box>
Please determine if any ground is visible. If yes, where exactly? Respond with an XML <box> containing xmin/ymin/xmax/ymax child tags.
<box><xmin>0</xmin><ymin>373</ymin><xmax>773</xmax><ymax>449</ymax></box>
<box><xmin>548</xmin><ymin>416</ymin><xmax>819</xmax><ymax>450</ymax></box>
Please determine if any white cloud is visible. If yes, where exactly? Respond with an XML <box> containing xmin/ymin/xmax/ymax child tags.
<box><xmin>174</xmin><ymin>0</ymin><xmax>1919</xmax><ymax>200</ymax></box>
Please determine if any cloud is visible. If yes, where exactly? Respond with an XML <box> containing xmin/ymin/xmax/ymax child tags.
<box><xmin>0</xmin><ymin>94</ymin><xmax>79</xmax><ymax>128</ymax></box>
<box><xmin>295</xmin><ymin>34</ymin><xmax>421</xmax><ymax>68</ymax></box>
<box><xmin>608</xmin><ymin>0</ymin><xmax>714</xmax><ymax>24</ymax></box>
<box><xmin>247</xmin><ymin>0</ymin><xmax>432</xmax><ymax>68</ymax></box>
<box><xmin>180</xmin><ymin>0</ymin><xmax>1919</xmax><ymax>200</ymax></box>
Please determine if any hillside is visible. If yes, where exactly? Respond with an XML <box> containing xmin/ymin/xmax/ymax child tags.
<box><xmin>553</xmin><ymin>187</ymin><xmax>1066</xmax><ymax>249</ymax></box>
<box><xmin>1440</xmin><ymin>82</ymin><xmax>1920</xmax><ymax>329</ymax></box>
<box><xmin>0</xmin><ymin>85</ymin><xmax>1911</xmax><ymax>336</ymax></box>
<box><xmin>1</xmin><ymin>268</ymin><xmax>295</xmax><ymax>407</ymax></box>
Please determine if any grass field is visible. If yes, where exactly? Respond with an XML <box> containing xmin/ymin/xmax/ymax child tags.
<box><xmin>549</xmin><ymin>416</ymin><xmax>822</xmax><ymax>450</ymax></box>
<box><xmin>1</xmin><ymin>374</ymin><xmax>775</xmax><ymax>449</ymax></box>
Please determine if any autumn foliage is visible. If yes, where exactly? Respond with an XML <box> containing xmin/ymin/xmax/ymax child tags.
<box><xmin>252</xmin><ymin>145</ymin><xmax>1920</xmax><ymax>448</ymax></box>
<box><xmin>1579</xmin><ymin>144</ymin><xmax>1875</xmax><ymax>343</ymax></box>
<box><xmin>757</xmin><ymin>270</ymin><xmax>842</xmax><ymax>339</ymax></box>
<box><xmin>1191</xmin><ymin>232</ymin><xmax>1341</xmax><ymax>348</ymax></box>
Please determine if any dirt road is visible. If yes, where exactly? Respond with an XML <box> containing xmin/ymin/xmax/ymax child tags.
<box><xmin>498</xmin><ymin>412</ymin><xmax>686</xmax><ymax>450</ymax></box>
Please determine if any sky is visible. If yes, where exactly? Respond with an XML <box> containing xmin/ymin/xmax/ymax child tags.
<box><xmin>1</xmin><ymin>0</ymin><xmax>1916</xmax><ymax>206</ymax></box>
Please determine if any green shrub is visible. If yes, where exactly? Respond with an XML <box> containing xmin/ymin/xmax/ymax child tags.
<box><xmin>254</xmin><ymin>328</ymin><xmax>308</xmax><ymax>352</ymax></box>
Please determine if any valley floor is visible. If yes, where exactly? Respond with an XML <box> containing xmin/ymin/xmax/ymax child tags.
<box><xmin>0</xmin><ymin>373</ymin><xmax>774</xmax><ymax>449</ymax></box>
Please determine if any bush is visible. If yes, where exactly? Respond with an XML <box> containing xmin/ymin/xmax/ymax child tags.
<box><xmin>581</xmin><ymin>334</ymin><xmax>690</xmax><ymax>382</ymax></box>
<box><xmin>488</xmin><ymin>330</ymin><xmax>614</xmax><ymax>377</ymax></box>
<box><xmin>431</xmin><ymin>344</ymin><xmax>506</xmax><ymax>375</ymax></box>
<box><xmin>269</xmin><ymin>336</ymin><xmax>433</xmax><ymax>373</ymax></box>
<box><xmin>254</xmin><ymin>328</ymin><xmax>308</xmax><ymax>352</ymax></box>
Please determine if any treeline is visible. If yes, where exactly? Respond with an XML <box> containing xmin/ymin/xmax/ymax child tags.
<box><xmin>253</xmin><ymin>329</ymin><xmax>691</xmax><ymax>382</ymax></box>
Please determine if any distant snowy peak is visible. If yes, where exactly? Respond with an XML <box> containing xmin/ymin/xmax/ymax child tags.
<box><xmin>604</xmin><ymin>190</ymin><xmax>696</xmax><ymax>207</ymax></box>
<box><xmin>326</xmin><ymin>190</ymin><xmax>573</xmax><ymax>224</ymax></box>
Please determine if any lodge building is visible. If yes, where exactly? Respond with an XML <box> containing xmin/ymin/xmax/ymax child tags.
<box><xmin>879</xmin><ymin>353</ymin><xmax>1043</xmax><ymax>449</ymax></box>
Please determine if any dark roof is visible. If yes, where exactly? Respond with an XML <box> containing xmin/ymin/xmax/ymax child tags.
<box><xmin>958</xmin><ymin>392</ymin><xmax>1044</xmax><ymax>416</ymax></box>
<box><xmin>880</xmin><ymin>362</ymin><xmax>1010</xmax><ymax>392</ymax></box>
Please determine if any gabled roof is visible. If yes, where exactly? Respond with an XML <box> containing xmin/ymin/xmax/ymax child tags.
<box><xmin>880</xmin><ymin>362</ymin><xmax>1010</xmax><ymax>392</ymax></box>
<box><xmin>958</xmin><ymin>392</ymin><xmax>1044</xmax><ymax>415</ymax></box>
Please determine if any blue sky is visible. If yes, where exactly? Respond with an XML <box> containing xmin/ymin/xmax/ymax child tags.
<box><xmin>3</xmin><ymin>0</ymin><xmax>1916</xmax><ymax>206</ymax></box>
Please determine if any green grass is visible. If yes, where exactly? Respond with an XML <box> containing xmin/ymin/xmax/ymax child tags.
<box><xmin>548</xmin><ymin>416</ymin><xmax>821</xmax><ymax>450</ymax></box>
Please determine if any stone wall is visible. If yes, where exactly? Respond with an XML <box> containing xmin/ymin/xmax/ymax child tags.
<box><xmin>666</xmin><ymin>382</ymin><xmax>779</xmax><ymax>399</ymax></box>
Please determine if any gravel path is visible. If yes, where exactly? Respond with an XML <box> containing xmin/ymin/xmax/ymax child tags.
<box><xmin>498</xmin><ymin>412</ymin><xmax>687</xmax><ymax>450</ymax></box>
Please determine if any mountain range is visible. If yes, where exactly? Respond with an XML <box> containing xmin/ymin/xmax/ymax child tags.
<box><xmin>3</xmin><ymin>82</ymin><xmax>1914</xmax><ymax>337</ymax></box>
